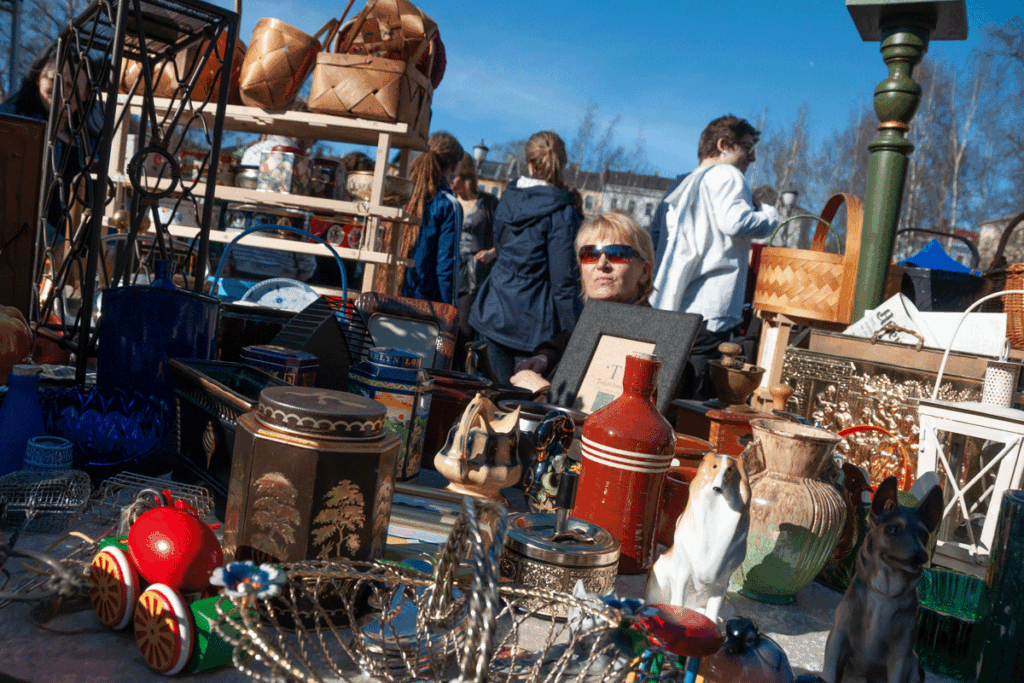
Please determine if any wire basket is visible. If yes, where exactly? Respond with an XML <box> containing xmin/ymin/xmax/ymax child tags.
<box><xmin>0</xmin><ymin>469</ymin><xmax>92</xmax><ymax>534</ymax></box>
<box><xmin>212</xmin><ymin>499</ymin><xmax>676</xmax><ymax>683</ymax></box>
<box><xmin>91</xmin><ymin>472</ymin><xmax>213</xmax><ymax>527</ymax></box>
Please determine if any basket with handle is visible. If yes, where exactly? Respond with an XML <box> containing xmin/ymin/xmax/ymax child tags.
<box><xmin>752</xmin><ymin>193</ymin><xmax>865</xmax><ymax>325</ymax></box>
<box><xmin>119</xmin><ymin>30</ymin><xmax>247</xmax><ymax>104</ymax></box>
<box><xmin>209</xmin><ymin>497</ymin><xmax>682</xmax><ymax>683</ymax></box>
<box><xmin>308</xmin><ymin>0</ymin><xmax>435</xmax><ymax>137</ymax></box>
<box><xmin>238</xmin><ymin>17</ymin><xmax>338</xmax><ymax>110</ymax></box>
<box><xmin>981</xmin><ymin>209</ymin><xmax>1024</xmax><ymax>324</ymax></box>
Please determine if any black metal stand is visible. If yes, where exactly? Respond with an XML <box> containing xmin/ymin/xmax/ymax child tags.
<box><xmin>30</xmin><ymin>0</ymin><xmax>239</xmax><ymax>385</ymax></box>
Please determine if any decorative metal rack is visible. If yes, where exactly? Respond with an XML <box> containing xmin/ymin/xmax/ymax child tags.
<box><xmin>30</xmin><ymin>0</ymin><xmax>239</xmax><ymax>384</ymax></box>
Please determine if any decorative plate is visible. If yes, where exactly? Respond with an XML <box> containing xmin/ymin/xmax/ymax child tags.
<box><xmin>240</xmin><ymin>278</ymin><xmax>319</xmax><ymax>312</ymax></box>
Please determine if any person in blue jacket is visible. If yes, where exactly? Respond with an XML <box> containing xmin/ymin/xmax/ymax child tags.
<box><xmin>469</xmin><ymin>131</ymin><xmax>582</xmax><ymax>385</ymax></box>
<box><xmin>402</xmin><ymin>131</ymin><xmax>464</xmax><ymax>305</ymax></box>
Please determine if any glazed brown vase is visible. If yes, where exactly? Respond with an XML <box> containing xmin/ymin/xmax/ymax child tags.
<box><xmin>572</xmin><ymin>353</ymin><xmax>675</xmax><ymax>574</ymax></box>
<box><xmin>731</xmin><ymin>419</ymin><xmax>846</xmax><ymax>604</ymax></box>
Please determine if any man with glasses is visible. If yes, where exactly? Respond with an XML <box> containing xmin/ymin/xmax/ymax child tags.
<box><xmin>649</xmin><ymin>115</ymin><xmax>778</xmax><ymax>400</ymax></box>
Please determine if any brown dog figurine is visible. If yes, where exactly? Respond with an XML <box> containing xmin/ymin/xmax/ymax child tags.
<box><xmin>822</xmin><ymin>476</ymin><xmax>944</xmax><ymax>683</ymax></box>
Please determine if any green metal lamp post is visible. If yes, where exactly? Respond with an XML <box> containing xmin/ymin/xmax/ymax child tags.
<box><xmin>846</xmin><ymin>0</ymin><xmax>967</xmax><ymax>322</ymax></box>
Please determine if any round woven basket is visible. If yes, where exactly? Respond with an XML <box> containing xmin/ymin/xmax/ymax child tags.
<box><xmin>239</xmin><ymin>18</ymin><xmax>334</xmax><ymax>110</ymax></box>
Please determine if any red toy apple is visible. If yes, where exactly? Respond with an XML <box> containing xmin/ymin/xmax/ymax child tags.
<box><xmin>127</xmin><ymin>491</ymin><xmax>223</xmax><ymax>593</ymax></box>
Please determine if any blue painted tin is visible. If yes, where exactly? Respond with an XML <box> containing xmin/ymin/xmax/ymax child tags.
<box><xmin>240</xmin><ymin>344</ymin><xmax>319</xmax><ymax>386</ymax></box>
<box><xmin>347</xmin><ymin>347</ymin><xmax>433</xmax><ymax>481</ymax></box>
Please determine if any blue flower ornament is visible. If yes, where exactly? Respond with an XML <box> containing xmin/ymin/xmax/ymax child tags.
<box><xmin>210</xmin><ymin>561</ymin><xmax>286</xmax><ymax>599</ymax></box>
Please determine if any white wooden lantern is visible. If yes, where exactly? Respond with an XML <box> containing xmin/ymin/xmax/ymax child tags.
<box><xmin>916</xmin><ymin>399</ymin><xmax>1024</xmax><ymax>577</ymax></box>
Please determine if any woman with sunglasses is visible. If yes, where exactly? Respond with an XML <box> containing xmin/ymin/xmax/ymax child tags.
<box><xmin>469</xmin><ymin>131</ymin><xmax>581</xmax><ymax>385</ymax></box>
<box><xmin>511</xmin><ymin>211</ymin><xmax>654</xmax><ymax>393</ymax></box>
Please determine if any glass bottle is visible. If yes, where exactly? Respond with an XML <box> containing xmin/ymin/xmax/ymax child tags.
<box><xmin>0</xmin><ymin>364</ymin><xmax>46</xmax><ymax>476</ymax></box>
<box><xmin>572</xmin><ymin>353</ymin><xmax>675</xmax><ymax>574</ymax></box>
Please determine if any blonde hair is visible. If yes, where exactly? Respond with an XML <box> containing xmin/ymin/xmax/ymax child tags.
<box><xmin>406</xmin><ymin>131</ymin><xmax>464</xmax><ymax>218</ymax></box>
<box><xmin>525</xmin><ymin>131</ymin><xmax>567</xmax><ymax>189</ymax></box>
<box><xmin>574</xmin><ymin>211</ymin><xmax>655</xmax><ymax>305</ymax></box>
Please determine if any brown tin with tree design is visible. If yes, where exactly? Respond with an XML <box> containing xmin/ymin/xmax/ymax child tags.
<box><xmin>223</xmin><ymin>386</ymin><xmax>401</xmax><ymax>563</ymax></box>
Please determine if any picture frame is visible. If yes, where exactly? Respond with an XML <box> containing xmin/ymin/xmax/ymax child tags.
<box><xmin>547</xmin><ymin>300</ymin><xmax>703</xmax><ymax>415</ymax></box>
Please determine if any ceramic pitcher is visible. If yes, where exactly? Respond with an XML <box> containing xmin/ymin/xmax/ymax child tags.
<box><xmin>731</xmin><ymin>418</ymin><xmax>846</xmax><ymax>604</ymax></box>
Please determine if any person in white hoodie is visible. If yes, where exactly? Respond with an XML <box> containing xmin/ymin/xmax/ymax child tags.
<box><xmin>650</xmin><ymin>115</ymin><xmax>778</xmax><ymax>400</ymax></box>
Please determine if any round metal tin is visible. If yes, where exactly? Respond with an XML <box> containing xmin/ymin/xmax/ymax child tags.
<box><xmin>256</xmin><ymin>386</ymin><xmax>386</xmax><ymax>439</ymax></box>
<box><xmin>504</xmin><ymin>513</ymin><xmax>620</xmax><ymax>568</ymax></box>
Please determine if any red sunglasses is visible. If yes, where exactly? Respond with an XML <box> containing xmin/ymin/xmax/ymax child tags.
<box><xmin>578</xmin><ymin>244</ymin><xmax>640</xmax><ymax>265</ymax></box>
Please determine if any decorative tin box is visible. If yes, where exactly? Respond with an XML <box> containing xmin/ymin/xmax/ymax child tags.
<box><xmin>310</xmin><ymin>157</ymin><xmax>342</xmax><ymax>200</ymax></box>
<box><xmin>499</xmin><ymin>512</ymin><xmax>620</xmax><ymax>618</ymax></box>
<box><xmin>348</xmin><ymin>347</ymin><xmax>434</xmax><ymax>482</ymax></box>
<box><xmin>257</xmin><ymin>145</ymin><xmax>310</xmax><ymax>195</ymax></box>
<box><xmin>223</xmin><ymin>386</ymin><xmax>401</xmax><ymax>564</ymax></box>
<box><xmin>309</xmin><ymin>216</ymin><xmax>363</xmax><ymax>249</ymax></box>
<box><xmin>240</xmin><ymin>344</ymin><xmax>319</xmax><ymax>386</ymax></box>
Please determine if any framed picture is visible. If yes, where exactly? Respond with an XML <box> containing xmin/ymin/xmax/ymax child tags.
<box><xmin>547</xmin><ymin>300</ymin><xmax>703</xmax><ymax>415</ymax></box>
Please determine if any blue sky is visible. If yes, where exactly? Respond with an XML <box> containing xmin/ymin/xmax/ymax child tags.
<box><xmin>214</xmin><ymin>1</ymin><xmax>1022</xmax><ymax>176</ymax></box>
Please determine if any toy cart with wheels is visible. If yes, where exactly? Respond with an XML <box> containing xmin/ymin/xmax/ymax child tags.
<box><xmin>87</xmin><ymin>489</ymin><xmax>240</xmax><ymax>675</ymax></box>
<box><xmin>90</xmin><ymin>536</ymin><xmax>242</xmax><ymax>675</ymax></box>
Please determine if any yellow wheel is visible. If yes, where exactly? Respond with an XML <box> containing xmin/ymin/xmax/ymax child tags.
<box><xmin>134</xmin><ymin>584</ymin><xmax>194</xmax><ymax>675</ymax></box>
<box><xmin>89</xmin><ymin>546</ymin><xmax>139</xmax><ymax>630</ymax></box>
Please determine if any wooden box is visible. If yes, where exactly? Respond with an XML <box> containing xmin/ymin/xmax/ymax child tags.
<box><xmin>0</xmin><ymin>114</ymin><xmax>45</xmax><ymax>316</ymax></box>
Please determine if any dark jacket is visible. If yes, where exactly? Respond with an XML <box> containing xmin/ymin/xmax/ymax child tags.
<box><xmin>403</xmin><ymin>185</ymin><xmax>462</xmax><ymax>305</ymax></box>
<box><xmin>0</xmin><ymin>78</ymin><xmax>48</xmax><ymax>120</ymax></box>
<box><xmin>469</xmin><ymin>178</ymin><xmax>581</xmax><ymax>353</ymax></box>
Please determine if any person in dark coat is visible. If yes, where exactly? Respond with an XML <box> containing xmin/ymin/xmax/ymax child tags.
<box><xmin>469</xmin><ymin>131</ymin><xmax>581</xmax><ymax>385</ymax></box>
<box><xmin>402</xmin><ymin>131</ymin><xmax>464</xmax><ymax>305</ymax></box>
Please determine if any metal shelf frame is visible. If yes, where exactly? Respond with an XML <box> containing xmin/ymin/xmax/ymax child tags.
<box><xmin>30</xmin><ymin>0</ymin><xmax>239</xmax><ymax>384</ymax></box>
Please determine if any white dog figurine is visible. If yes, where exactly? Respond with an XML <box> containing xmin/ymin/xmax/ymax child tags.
<box><xmin>645</xmin><ymin>451</ymin><xmax>750</xmax><ymax>624</ymax></box>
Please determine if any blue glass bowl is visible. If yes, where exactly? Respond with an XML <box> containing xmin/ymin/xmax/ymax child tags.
<box><xmin>40</xmin><ymin>386</ymin><xmax>173</xmax><ymax>482</ymax></box>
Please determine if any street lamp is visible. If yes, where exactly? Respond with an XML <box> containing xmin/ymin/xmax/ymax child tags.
<box><xmin>473</xmin><ymin>140</ymin><xmax>489</xmax><ymax>169</ymax></box>
<box><xmin>780</xmin><ymin>189</ymin><xmax>799</xmax><ymax>210</ymax></box>
<box><xmin>845</xmin><ymin>0</ymin><xmax>968</xmax><ymax>322</ymax></box>
<box><xmin>778</xmin><ymin>189</ymin><xmax>799</xmax><ymax>247</ymax></box>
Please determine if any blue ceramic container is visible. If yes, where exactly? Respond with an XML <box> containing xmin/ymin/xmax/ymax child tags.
<box><xmin>347</xmin><ymin>347</ymin><xmax>433</xmax><ymax>481</ymax></box>
<box><xmin>23</xmin><ymin>435</ymin><xmax>74</xmax><ymax>473</ymax></box>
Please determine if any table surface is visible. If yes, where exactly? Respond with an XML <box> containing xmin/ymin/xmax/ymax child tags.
<box><xmin>0</xmin><ymin>473</ymin><xmax>958</xmax><ymax>683</ymax></box>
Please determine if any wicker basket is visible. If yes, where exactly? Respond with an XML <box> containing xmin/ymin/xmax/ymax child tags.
<box><xmin>982</xmin><ymin>210</ymin><xmax>1024</xmax><ymax>347</ymax></box>
<box><xmin>308</xmin><ymin>0</ymin><xmax>434</xmax><ymax>137</ymax></box>
<box><xmin>752</xmin><ymin>193</ymin><xmax>864</xmax><ymax>325</ymax></box>
<box><xmin>119</xmin><ymin>33</ymin><xmax>245</xmax><ymax>104</ymax></box>
<box><xmin>309</xmin><ymin>42</ymin><xmax>433</xmax><ymax>137</ymax></box>
<box><xmin>238</xmin><ymin>18</ymin><xmax>336</xmax><ymax>110</ymax></box>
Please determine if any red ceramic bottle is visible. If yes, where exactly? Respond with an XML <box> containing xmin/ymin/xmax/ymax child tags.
<box><xmin>573</xmin><ymin>353</ymin><xmax>675</xmax><ymax>574</ymax></box>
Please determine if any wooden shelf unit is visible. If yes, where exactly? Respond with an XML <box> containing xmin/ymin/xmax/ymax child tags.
<box><xmin>107</xmin><ymin>95</ymin><xmax>427</xmax><ymax>294</ymax></box>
